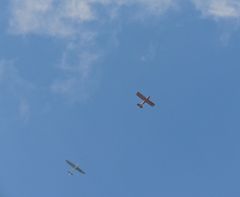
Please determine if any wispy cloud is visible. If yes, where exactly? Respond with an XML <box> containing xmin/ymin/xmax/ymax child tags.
<box><xmin>9</xmin><ymin>0</ymin><xmax>177</xmax><ymax>37</ymax></box>
<box><xmin>9</xmin><ymin>0</ymin><xmax>240</xmax><ymax>38</ymax></box>
<box><xmin>50</xmin><ymin>41</ymin><xmax>101</xmax><ymax>102</ymax></box>
<box><xmin>193</xmin><ymin>0</ymin><xmax>240</xmax><ymax>19</ymax></box>
<box><xmin>9</xmin><ymin>0</ymin><xmax>96</xmax><ymax>37</ymax></box>
<box><xmin>0</xmin><ymin>60</ymin><xmax>34</xmax><ymax>95</ymax></box>
<box><xmin>0</xmin><ymin>60</ymin><xmax>34</xmax><ymax>122</ymax></box>
<box><xmin>7</xmin><ymin>0</ymin><xmax>240</xmax><ymax>102</ymax></box>
<box><xmin>191</xmin><ymin>0</ymin><xmax>240</xmax><ymax>45</ymax></box>
<box><xmin>9</xmin><ymin>0</ymin><xmax>110</xmax><ymax>101</ymax></box>
<box><xmin>19</xmin><ymin>98</ymin><xmax>31</xmax><ymax>123</ymax></box>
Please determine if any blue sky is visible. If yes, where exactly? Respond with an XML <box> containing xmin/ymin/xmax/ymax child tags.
<box><xmin>1</xmin><ymin>0</ymin><xmax>240</xmax><ymax>196</ymax></box>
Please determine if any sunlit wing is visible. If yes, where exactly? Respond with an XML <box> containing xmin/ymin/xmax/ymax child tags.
<box><xmin>66</xmin><ymin>160</ymin><xmax>76</xmax><ymax>168</ymax></box>
<box><xmin>146</xmin><ymin>99</ymin><xmax>155</xmax><ymax>107</ymax></box>
<box><xmin>136</xmin><ymin>92</ymin><xmax>147</xmax><ymax>101</ymax></box>
<box><xmin>76</xmin><ymin>167</ymin><xmax>86</xmax><ymax>174</ymax></box>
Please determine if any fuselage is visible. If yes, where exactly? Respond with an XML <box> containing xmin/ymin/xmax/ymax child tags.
<box><xmin>137</xmin><ymin>96</ymin><xmax>150</xmax><ymax>108</ymax></box>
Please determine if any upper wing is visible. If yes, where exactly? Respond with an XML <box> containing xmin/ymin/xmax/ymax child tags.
<box><xmin>146</xmin><ymin>99</ymin><xmax>155</xmax><ymax>107</ymax></box>
<box><xmin>76</xmin><ymin>167</ymin><xmax>86</xmax><ymax>174</ymax></box>
<box><xmin>136</xmin><ymin>92</ymin><xmax>147</xmax><ymax>101</ymax></box>
<box><xmin>66</xmin><ymin>160</ymin><xmax>76</xmax><ymax>168</ymax></box>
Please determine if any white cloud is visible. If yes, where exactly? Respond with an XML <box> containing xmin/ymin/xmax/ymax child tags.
<box><xmin>9</xmin><ymin>0</ymin><xmax>99</xmax><ymax>37</ymax></box>
<box><xmin>191</xmin><ymin>0</ymin><xmax>240</xmax><ymax>45</ymax></box>
<box><xmin>9</xmin><ymin>0</ymin><xmax>177</xmax><ymax>37</ymax></box>
<box><xmin>62</xmin><ymin>0</ymin><xmax>95</xmax><ymax>21</ymax></box>
<box><xmin>9</xmin><ymin>0</ymin><xmax>240</xmax><ymax>37</ymax></box>
<box><xmin>193</xmin><ymin>0</ymin><xmax>240</xmax><ymax>19</ymax></box>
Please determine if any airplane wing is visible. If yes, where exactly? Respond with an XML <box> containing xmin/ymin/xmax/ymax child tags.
<box><xmin>136</xmin><ymin>92</ymin><xmax>147</xmax><ymax>101</ymax></box>
<box><xmin>146</xmin><ymin>99</ymin><xmax>155</xmax><ymax>107</ymax></box>
<box><xmin>66</xmin><ymin>160</ymin><xmax>76</xmax><ymax>168</ymax></box>
<box><xmin>76</xmin><ymin>167</ymin><xmax>86</xmax><ymax>174</ymax></box>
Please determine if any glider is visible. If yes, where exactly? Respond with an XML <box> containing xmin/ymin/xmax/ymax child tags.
<box><xmin>65</xmin><ymin>160</ymin><xmax>85</xmax><ymax>175</ymax></box>
<box><xmin>136</xmin><ymin>91</ymin><xmax>155</xmax><ymax>108</ymax></box>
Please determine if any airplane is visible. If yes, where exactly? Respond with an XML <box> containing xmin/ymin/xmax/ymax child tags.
<box><xmin>65</xmin><ymin>160</ymin><xmax>86</xmax><ymax>175</ymax></box>
<box><xmin>136</xmin><ymin>91</ymin><xmax>155</xmax><ymax>108</ymax></box>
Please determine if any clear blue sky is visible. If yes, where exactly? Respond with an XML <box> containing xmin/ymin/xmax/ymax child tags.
<box><xmin>1</xmin><ymin>1</ymin><xmax>240</xmax><ymax>197</ymax></box>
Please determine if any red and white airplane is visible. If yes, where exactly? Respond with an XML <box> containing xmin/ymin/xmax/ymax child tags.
<box><xmin>136</xmin><ymin>91</ymin><xmax>155</xmax><ymax>108</ymax></box>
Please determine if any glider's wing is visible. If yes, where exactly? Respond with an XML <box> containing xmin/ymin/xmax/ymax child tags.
<box><xmin>76</xmin><ymin>167</ymin><xmax>86</xmax><ymax>174</ymax></box>
<box><xmin>146</xmin><ymin>99</ymin><xmax>155</xmax><ymax>107</ymax></box>
<box><xmin>66</xmin><ymin>160</ymin><xmax>76</xmax><ymax>168</ymax></box>
<box><xmin>136</xmin><ymin>92</ymin><xmax>147</xmax><ymax>101</ymax></box>
<box><xmin>66</xmin><ymin>160</ymin><xmax>85</xmax><ymax>174</ymax></box>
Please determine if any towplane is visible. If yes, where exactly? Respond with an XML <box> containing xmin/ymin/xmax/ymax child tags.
<box><xmin>136</xmin><ymin>91</ymin><xmax>155</xmax><ymax>108</ymax></box>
